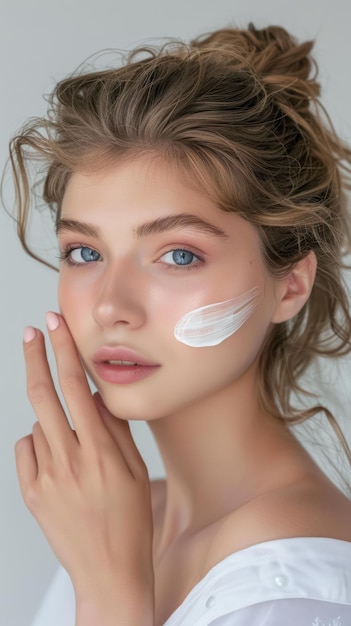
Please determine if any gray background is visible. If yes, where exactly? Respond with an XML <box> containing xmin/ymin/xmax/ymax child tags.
<box><xmin>1</xmin><ymin>1</ymin><xmax>351</xmax><ymax>624</ymax></box>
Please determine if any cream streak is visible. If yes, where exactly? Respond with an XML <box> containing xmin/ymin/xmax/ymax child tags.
<box><xmin>174</xmin><ymin>287</ymin><xmax>262</xmax><ymax>347</ymax></box>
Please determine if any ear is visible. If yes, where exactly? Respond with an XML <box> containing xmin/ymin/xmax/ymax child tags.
<box><xmin>271</xmin><ymin>251</ymin><xmax>317</xmax><ymax>324</ymax></box>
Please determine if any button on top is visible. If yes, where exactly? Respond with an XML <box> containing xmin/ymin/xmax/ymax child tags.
<box><xmin>274</xmin><ymin>573</ymin><xmax>289</xmax><ymax>588</ymax></box>
<box><xmin>206</xmin><ymin>595</ymin><xmax>216</xmax><ymax>608</ymax></box>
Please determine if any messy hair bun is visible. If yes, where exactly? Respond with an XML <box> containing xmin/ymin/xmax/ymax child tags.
<box><xmin>8</xmin><ymin>24</ymin><xmax>351</xmax><ymax>465</ymax></box>
<box><xmin>192</xmin><ymin>23</ymin><xmax>320</xmax><ymax>109</ymax></box>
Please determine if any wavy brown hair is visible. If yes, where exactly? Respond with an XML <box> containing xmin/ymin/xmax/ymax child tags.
<box><xmin>8</xmin><ymin>24</ymin><xmax>351</xmax><ymax>464</ymax></box>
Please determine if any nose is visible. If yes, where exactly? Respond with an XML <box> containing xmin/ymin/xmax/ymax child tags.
<box><xmin>92</xmin><ymin>261</ymin><xmax>147</xmax><ymax>329</ymax></box>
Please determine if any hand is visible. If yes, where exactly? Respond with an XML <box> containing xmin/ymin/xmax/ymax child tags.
<box><xmin>15</xmin><ymin>313</ymin><xmax>154</xmax><ymax>624</ymax></box>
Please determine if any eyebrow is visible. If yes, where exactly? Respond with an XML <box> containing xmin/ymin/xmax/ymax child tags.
<box><xmin>56</xmin><ymin>214</ymin><xmax>228</xmax><ymax>240</ymax></box>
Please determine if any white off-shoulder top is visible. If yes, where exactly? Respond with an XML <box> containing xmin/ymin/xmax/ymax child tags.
<box><xmin>31</xmin><ymin>537</ymin><xmax>351</xmax><ymax>626</ymax></box>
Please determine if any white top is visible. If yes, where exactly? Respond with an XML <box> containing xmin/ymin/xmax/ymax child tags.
<box><xmin>31</xmin><ymin>537</ymin><xmax>351</xmax><ymax>626</ymax></box>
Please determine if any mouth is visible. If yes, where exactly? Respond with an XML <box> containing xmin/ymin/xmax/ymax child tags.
<box><xmin>92</xmin><ymin>346</ymin><xmax>160</xmax><ymax>384</ymax></box>
<box><xmin>93</xmin><ymin>345</ymin><xmax>158</xmax><ymax>366</ymax></box>
<box><xmin>104</xmin><ymin>360</ymin><xmax>138</xmax><ymax>366</ymax></box>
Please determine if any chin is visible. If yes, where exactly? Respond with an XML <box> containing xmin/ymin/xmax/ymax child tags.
<box><xmin>96</xmin><ymin>391</ymin><xmax>154</xmax><ymax>422</ymax></box>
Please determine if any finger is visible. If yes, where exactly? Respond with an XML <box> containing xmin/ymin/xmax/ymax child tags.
<box><xmin>24</xmin><ymin>327</ymin><xmax>77</xmax><ymax>458</ymax></box>
<box><xmin>32</xmin><ymin>421</ymin><xmax>52</xmax><ymax>473</ymax></box>
<box><xmin>94</xmin><ymin>393</ymin><xmax>148</xmax><ymax>479</ymax></box>
<box><xmin>46</xmin><ymin>313</ymin><xmax>108</xmax><ymax>447</ymax></box>
<box><xmin>15</xmin><ymin>435</ymin><xmax>38</xmax><ymax>506</ymax></box>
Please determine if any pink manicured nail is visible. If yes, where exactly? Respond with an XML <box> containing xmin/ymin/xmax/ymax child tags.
<box><xmin>46</xmin><ymin>311</ymin><xmax>60</xmax><ymax>331</ymax></box>
<box><xmin>23</xmin><ymin>326</ymin><xmax>36</xmax><ymax>343</ymax></box>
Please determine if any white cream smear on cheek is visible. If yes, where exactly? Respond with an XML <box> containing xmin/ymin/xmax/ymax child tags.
<box><xmin>174</xmin><ymin>286</ymin><xmax>262</xmax><ymax>347</ymax></box>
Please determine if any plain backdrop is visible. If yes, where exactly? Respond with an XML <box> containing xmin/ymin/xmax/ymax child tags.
<box><xmin>1</xmin><ymin>1</ymin><xmax>351</xmax><ymax>624</ymax></box>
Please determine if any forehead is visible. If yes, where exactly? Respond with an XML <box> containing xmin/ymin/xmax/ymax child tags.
<box><xmin>60</xmin><ymin>156</ymin><xmax>261</xmax><ymax>250</ymax></box>
<box><xmin>62</xmin><ymin>156</ymin><xmax>211</xmax><ymax>211</ymax></box>
<box><xmin>62</xmin><ymin>157</ymin><xmax>217</xmax><ymax>220</ymax></box>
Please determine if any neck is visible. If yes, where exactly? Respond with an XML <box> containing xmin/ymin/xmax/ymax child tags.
<box><xmin>148</xmin><ymin>363</ymin><xmax>299</xmax><ymax>548</ymax></box>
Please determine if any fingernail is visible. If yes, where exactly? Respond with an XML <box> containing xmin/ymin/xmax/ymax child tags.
<box><xmin>23</xmin><ymin>326</ymin><xmax>36</xmax><ymax>343</ymax></box>
<box><xmin>46</xmin><ymin>311</ymin><xmax>60</xmax><ymax>331</ymax></box>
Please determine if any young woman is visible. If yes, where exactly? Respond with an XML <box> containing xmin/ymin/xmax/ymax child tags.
<box><xmin>9</xmin><ymin>23</ymin><xmax>351</xmax><ymax>626</ymax></box>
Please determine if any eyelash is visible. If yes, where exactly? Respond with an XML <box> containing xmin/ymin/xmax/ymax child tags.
<box><xmin>160</xmin><ymin>249</ymin><xmax>203</xmax><ymax>272</ymax></box>
<box><xmin>58</xmin><ymin>244</ymin><xmax>205</xmax><ymax>271</ymax></box>
<box><xmin>57</xmin><ymin>244</ymin><xmax>101</xmax><ymax>268</ymax></box>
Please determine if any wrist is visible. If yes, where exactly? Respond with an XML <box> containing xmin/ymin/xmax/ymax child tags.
<box><xmin>75</xmin><ymin>599</ymin><xmax>154</xmax><ymax>626</ymax></box>
<box><xmin>74</xmin><ymin>572</ymin><xmax>154</xmax><ymax>626</ymax></box>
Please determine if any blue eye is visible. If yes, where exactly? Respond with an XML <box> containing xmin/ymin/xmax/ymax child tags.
<box><xmin>68</xmin><ymin>246</ymin><xmax>101</xmax><ymax>264</ymax></box>
<box><xmin>161</xmin><ymin>249</ymin><xmax>200</xmax><ymax>267</ymax></box>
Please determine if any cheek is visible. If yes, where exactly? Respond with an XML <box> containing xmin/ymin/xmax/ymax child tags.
<box><xmin>170</xmin><ymin>284</ymin><xmax>276</xmax><ymax>380</ymax></box>
<box><xmin>58</xmin><ymin>277</ymin><xmax>90</xmax><ymax>335</ymax></box>
<box><xmin>147</xmin><ymin>279</ymin><xmax>208</xmax><ymax>337</ymax></box>
<box><xmin>173</xmin><ymin>287</ymin><xmax>262</xmax><ymax>348</ymax></box>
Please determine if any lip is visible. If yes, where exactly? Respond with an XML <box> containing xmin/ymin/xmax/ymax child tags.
<box><xmin>92</xmin><ymin>346</ymin><xmax>160</xmax><ymax>385</ymax></box>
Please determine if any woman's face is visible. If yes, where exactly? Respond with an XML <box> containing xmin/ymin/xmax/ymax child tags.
<box><xmin>58</xmin><ymin>157</ymin><xmax>281</xmax><ymax>421</ymax></box>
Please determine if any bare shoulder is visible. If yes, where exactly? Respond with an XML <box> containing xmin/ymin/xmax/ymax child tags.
<box><xmin>205</xmin><ymin>478</ymin><xmax>351</xmax><ymax>570</ymax></box>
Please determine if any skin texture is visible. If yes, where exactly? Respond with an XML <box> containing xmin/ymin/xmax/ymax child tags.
<box><xmin>15</xmin><ymin>157</ymin><xmax>351</xmax><ymax>626</ymax></box>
